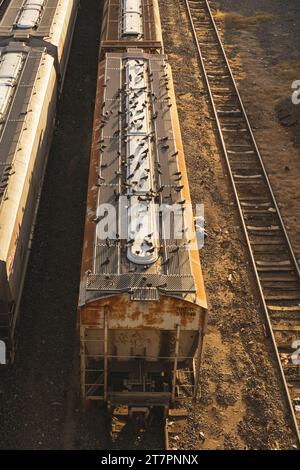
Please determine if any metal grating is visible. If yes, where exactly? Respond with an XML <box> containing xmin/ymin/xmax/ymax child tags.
<box><xmin>166</xmin><ymin>246</ymin><xmax>191</xmax><ymax>275</ymax></box>
<box><xmin>94</xmin><ymin>245</ymin><xmax>120</xmax><ymax>275</ymax></box>
<box><xmin>86</xmin><ymin>273</ymin><xmax>196</xmax><ymax>293</ymax></box>
<box><xmin>131</xmin><ymin>287</ymin><xmax>159</xmax><ymax>301</ymax></box>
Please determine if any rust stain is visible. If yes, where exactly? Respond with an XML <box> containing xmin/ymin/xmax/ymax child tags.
<box><xmin>80</xmin><ymin>293</ymin><xmax>204</xmax><ymax>330</ymax></box>
<box><xmin>79</xmin><ymin>60</ymin><xmax>105</xmax><ymax>277</ymax></box>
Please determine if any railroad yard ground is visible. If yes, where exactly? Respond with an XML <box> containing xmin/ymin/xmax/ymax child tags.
<box><xmin>159</xmin><ymin>0</ymin><xmax>299</xmax><ymax>450</ymax></box>
<box><xmin>215</xmin><ymin>0</ymin><xmax>300</xmax><ymax>263</ymax></box>
<box><xmin>0</xmin><ymin>0</ymin><xmax>299</xmax><ymax>450</ymax></box>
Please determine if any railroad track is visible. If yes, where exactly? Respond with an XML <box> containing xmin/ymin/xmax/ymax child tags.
<box><xmin>111</xmin><ymin>368</ymin><xmax>195</xmax><ymax>450</ymax></box>
<box><xmin>184</xmin><ymin>0</ymin><xmax>300</xmax><ymax>444</ymax></box>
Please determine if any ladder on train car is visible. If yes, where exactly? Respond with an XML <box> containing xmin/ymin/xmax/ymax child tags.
<box><xmin>81</xmin><ymin>314</ymin><xmax>108</xmax><ymax>400</ymax></box>
<box><xmin>175</xmin><ymin>368</ymin><xmax>195</xmax><ymax>399</ymax></box>
<box><xmin>85</xmin><ymin>369</ymin><xmax>105</xmax><ymax>399</ymax></box>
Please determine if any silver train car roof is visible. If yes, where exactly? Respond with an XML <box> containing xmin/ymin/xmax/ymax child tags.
<box><xmin>0</xmin><ymin>0</ymin><xmax>57</xmax><ymax>39</ymax></box>
<box><xmin>79</xmin><ymin>50</ymin><xmax>207</xmax><ymax>309</ymax></box>
<box><xmin>0</xmin><ymin>0</ymin><xmax>78</xmax><ymax>48</ymax></box>
<box><xmin>0</xmin><ymin>42</ymin><xmax>45</xmax><ymax>204</ymax></box>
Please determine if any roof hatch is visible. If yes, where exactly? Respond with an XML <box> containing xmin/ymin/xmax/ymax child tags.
<box><xmin>15</xmin><ymin>0</ymin><xmax>45</xmax><ymax>29</ymax></box>
<box><xmin>121</xmin><ymin>0</ymin><xmax>143</xmax><ymax>37</ymax></box>
<box><xmin>0</xmin><ymin>52</ymin><xmax>24</xmax><ymax>124</ymax></box>
<box><xmin>125</xmin><ymin>59</ymin><xmax>159</xmax><ymax>265</ymax></box>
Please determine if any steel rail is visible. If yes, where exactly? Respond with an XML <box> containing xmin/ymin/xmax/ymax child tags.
<box><xmin>184</xmin><ymin>0</ymin><xmax>300</xmax><ymax>444</ymax></box>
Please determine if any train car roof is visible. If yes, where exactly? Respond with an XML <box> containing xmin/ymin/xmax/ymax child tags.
<box><xmin>0</xmin><ymin>42</ymin><xmax>47</xmax><ymax>206</ymax></box>
<box><xmin>0</xmin><ymin>0</ymin><xmax>78</xmax><ymax>45</ymax></box>
<box><xmin>0</xmin><ymin>0</ymin><xmax>56</xmax><ymax>38</ymax></box>
<box><xmin>100</xmin><ymin>0</ymin><xmax>163</xmax><ymax>53</ymax></box>
<box><xmin>79</xmin><ymin>50</ymin><xmax>207</xmax><ymax>309</ymax></box>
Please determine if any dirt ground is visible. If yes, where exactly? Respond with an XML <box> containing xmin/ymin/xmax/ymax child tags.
<box><xmin>214</xmin><ymin>0</ymin><xmax>300</xmax><ymax>260</ymax></box>
<box><xmin>159</xmin><ymin>0</ymin><xmax>299</xmax><ymax>450</ymax></box>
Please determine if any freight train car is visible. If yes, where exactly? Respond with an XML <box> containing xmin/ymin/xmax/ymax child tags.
<box><xmin>0</xmin><ymin>0</ymin><xmax>79</xmax><ymax>86</ymax></box>
<box><xmin>100</xmin><ymin>0</ymin><xmax>163</xmax><ymax>56</ymax></box>
<box><xmin>78</xmin><ymin>49</ymin><xmax>208</xmax><ymax>426</ymax></box>
<box><xmin>0</xmin><ymin>0</ymin><xmax>79</xmax><ymax>363</ymax></box>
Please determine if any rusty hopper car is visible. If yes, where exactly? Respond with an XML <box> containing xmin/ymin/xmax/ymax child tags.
<box><xmin>78</xmin><ymin>49</ymin><xmax>208</xmax><ymax>421</ymax></box>
<box><xmin>0</xmin><ymin>0</ymin><xmax>78</xmax><ymax>363</ymax></box>
<box><xmin>0</xmin><ymin>0</ymin><xmax>79</xmax><ymax>85</ymax></box>
<box><xmin>100</xmin><ymin>0</ymin><xmax>163</xmax><ymax>56</ymax></box>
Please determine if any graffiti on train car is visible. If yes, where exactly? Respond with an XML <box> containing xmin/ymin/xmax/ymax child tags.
<box><xmin>176</xmin><ymin>307</ymin><xmax>197</xmax><ymax>317</ymax></box>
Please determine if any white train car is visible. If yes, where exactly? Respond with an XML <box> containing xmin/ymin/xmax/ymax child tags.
<box><xmin>0</xmin><ymin>0</ymin><xmax>79</xmax><ymax>85</ymax></box>
<box><xmin>0</xmin><ymin>0</ymin><xmax>79</xmax><ymax>363</ymax></box>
